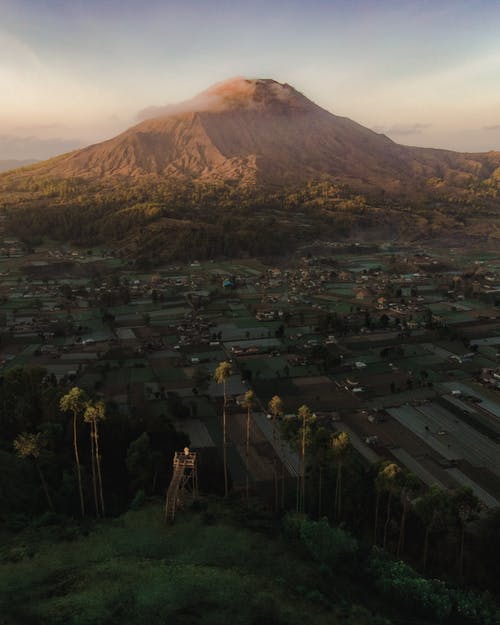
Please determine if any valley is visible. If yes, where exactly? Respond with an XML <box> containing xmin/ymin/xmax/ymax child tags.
<box><xmin>2</xmin><ymin>78</ymin><xmax>500</xmax><ymax>625</ymax></box>
<box><xmin>2</xmin><ymin>237</ymin><xmax>499</xmax><ymax>509</ymax></box>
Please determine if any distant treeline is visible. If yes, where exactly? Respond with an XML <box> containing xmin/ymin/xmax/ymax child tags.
<box><xmin>1</xmin><ymin>175</ymin><xmax>499</xmax><ymax>261</ymax></box>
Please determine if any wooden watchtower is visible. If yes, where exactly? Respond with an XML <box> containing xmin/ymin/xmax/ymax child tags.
<box><xmin>165</xmin><ymin>448</ymin><xmax>198</xmax><ymax>523</ymax></box>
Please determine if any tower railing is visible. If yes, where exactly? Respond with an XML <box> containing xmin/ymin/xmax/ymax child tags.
<box><xmin>165</xmin><ymin>449</ymin><xmax>198</xmax><ymax>522</ymax></box>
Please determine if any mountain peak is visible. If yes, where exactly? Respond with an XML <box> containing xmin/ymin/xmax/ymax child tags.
<box><xmin>9</xmin><ymin>76</ymin><xmax>499</xmax><ymax>200</ymax></box>
<box><xmin>137</xmin><ymin>77</ymin><xmax>312</xmax><ymax>121</ymax></box>
<box><xmin>199</xmin><ymin>77</ymin><xmax>309</xmax><ymax>114</ymax></box>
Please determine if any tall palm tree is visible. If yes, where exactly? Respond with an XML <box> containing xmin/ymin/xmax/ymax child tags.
<box><xmin>241</xmin><ymin>390</ymin><xmax>255</xmax><ymax>503</ymax></box>
<box><xmin>268</xmin><ymin>395</ymin><xmax>284</xmax><ymax>443</ymax></box>
<box><xmin>379</xmin><ymin>462</ymin><xmax>403</xmax><ymax>550</ymax></box>
<box><xmin>397</xmin><ymin>472</ymin><xmax>420</xmax><ymax>557</ymax></box>
<box><xmin>60</xmin><ymin>387</ymin><xmax>88</xmax><ymax>517</ymax></box>
<box><xmin>14</xmin><ymin>432</ymin><xmax>54</xmax><ymax>512</ymax></box>
<box><xmin>415</xmin><ymin>486</ymin><xmax>452</xmax><ymax>572</ymax></box>
<box><xmin>84</xmin><ymin>400</ymin><xmax>106</xmax><ymax>516</ymax></box>
<box><xmin>374</xmin><ymin>464</ymin><xmax>386</xmax><ymax>545</ymax></box>
<box><xmin>214</xmin><ymin>360</ymin><xmax>232</xmax><ymax>497</ymax></box>
<box><xmin>297</xmin><ymin>404</ymin><xmax>314</xmax><ymax>513</ymax></box>
<box><xmin>85</xmin><ymin>401</ymin><xmax>99</xmax><ymax>516</ymax></box>
<box><xmin>451</xmin><ymin>487</ymin><xmax>480</xmax><ymax>579</ymax></box>
<box><xmin>308</xmin><ymin>425</ymin><xmax>329</xmax><ymax>518</ymax></box>
<box><xmin>268</xmin><ymin>395</ymin><xmax>284</xmax><ymax>510</ymax></box>
<box><xmin>331</xmin><ymin>431</ymin><xmax>350</xmax><ymax>521</ymax></box>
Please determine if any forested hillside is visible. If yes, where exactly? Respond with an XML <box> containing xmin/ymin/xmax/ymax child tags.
<box><xmin>1</xmin><ymin>177</ymin><xmax>499</xmax><ymax>262</ymax></box>
<box><xmin>1</xmin><ymin>78</ymin><xmax>500</xmax><ymax>260</ymax></box>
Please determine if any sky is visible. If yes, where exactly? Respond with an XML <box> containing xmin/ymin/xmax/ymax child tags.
<box><xmin>1</xmin><ymin>0</ymin><xmax>500</xmax><ymax>160</ymax></box>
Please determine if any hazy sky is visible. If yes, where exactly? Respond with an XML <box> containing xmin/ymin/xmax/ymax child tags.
<box><xmin>2</xmin><ymin>0</ymin><xmax>500</xmax><ymax>159</ymax></box>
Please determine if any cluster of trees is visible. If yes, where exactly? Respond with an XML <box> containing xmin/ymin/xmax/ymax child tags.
<box><xmin>0</xmin><ymin>367</ymin><xmax>189</xmax><ymax>522</ymax></box>
<box><xmin>3</xmin><ymin>360</ymin><xmax>500</xmax><ymax>606</ymax></box>
<box><xmin>11</xmin><ymin>388</ymin><xmax>106</xmax><ymax>518</ymax></box>
<box><xmin>211</xmin><ymin>366</ymin><xmax>499</xmax><ymax>596</ymax></box>
<box><xmin>285</xmin><ymin>411</ymin><xmax>499</xmax><ymax>593</ymax></box>
<box><xmin>214</xmin><ymin>361</ymin><xmax>496</xmax><ymax>580</ymax></box>
<box><xmin>58</xmin><ymin>387</ymin><xmax>106</xmax><ymax>517</ymax></box>
<box><xmin>214</xmin><ymin>360</ymin><xmax>359</xmax><ymax>520</ymax></box>
<box><xmin>284</xmin><ymin>514</ymin><xmax>499</xmax><ymax>625</ymax></box>
<box><xmin>5</xmin><ymin>170</ymin><xmax>496</xmax><ymax>262</ymax></box>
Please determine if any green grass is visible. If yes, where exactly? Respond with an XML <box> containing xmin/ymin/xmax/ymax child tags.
<box><xmin>0</xmin><ymin>503</ymin><xmax>393</xmax><ymax>625</ymax></box>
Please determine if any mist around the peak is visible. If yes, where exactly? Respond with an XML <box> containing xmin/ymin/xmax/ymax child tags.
<box><xmin>136</xmin><ymin>77</ymin><xmax>308</xmax><ymax>121</ymax></box>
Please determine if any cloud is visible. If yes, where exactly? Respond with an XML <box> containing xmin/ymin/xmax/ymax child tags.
<box><xmin>136</xmin><ymin>77</ymin><xmax>295</xmax><ymax>121</ymax></box>
<box><xmin>0</xmin><ymin>134</ymin><xmax>83</xmax><ymax>160</ymax></box>
<box><xmin>373</xmin><ymin>122</ymin><xmax>431</xmax><ymax>136</ymax></box>
<box><xmin>483</xmin><ymin>124</ymin><xmax>500</xmax><ymax>131</ymax></box>
<box><xmin>136</xmin><ymin>77</ymin><xmax>251</xmax><ymax>120</ymax></box>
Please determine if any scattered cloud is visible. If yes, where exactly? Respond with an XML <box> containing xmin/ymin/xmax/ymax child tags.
<box><xmin>483</xmin><ymin>124</ymin><xmax>500</xmax><ymax>131</ymax></box>
<box><xmin>373</xmin><ymin>122</ymin><xmax>431</xmax><ymax>136</ymax></box>
<box><xmin>136</xmin><ymin>77</ymin><xmax>294</xmax><ymax>121</ymax></box>
<box><xmin>136</xmin><ymin>77</ymin><xmax>247</xmax><ymax>120</ymax></box>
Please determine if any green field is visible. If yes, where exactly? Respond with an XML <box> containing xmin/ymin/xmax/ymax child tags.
<box><xmin>1</xmin><ymin>502</ymin><xmax>452</xmax><ymax>625</ymax></box>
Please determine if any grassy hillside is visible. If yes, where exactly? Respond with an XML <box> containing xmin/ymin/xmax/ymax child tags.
<box><xmin>0</xmin><ymin>500</ymin><xmax>407</xmax><ymax>625</ymax></box>
<box><xmin>2</xmin><ymin>499</ymin><xmax>497</xmax><ymax>625</ymax></box>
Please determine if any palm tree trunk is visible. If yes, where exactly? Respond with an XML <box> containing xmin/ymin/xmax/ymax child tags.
<box><xmin>273</xmin><ymin>460</ymin><xmax>279</xmax><ymax>512</ymax></box>
<box><xmin>89</xmin><ymin>421</ymin><xmax>99</xmax><ymax>517</ymax></box>
<box><xmin>73</xmin><ymin>411</ymin><xmax>85</xmax><ymax>517</ymax></box>
<box><xmin>459</xmin><ymin>524</ymin><xmax>465</xmax><ymax>580</ymax></box>
<box><xmin>397</xmin><ymin>501</ymin><xmax>407</xmax><ymax>557</ymax></box>
<box><xmin>35</xmin><ymin>459</ymin><xmax>54</xmax><ymax>512</ymax></box>
<box><xmin>318</xmin><ymin>465</ymin><xmax>323</xmax><ymax>517</ymax></box>
<box><xmin>383</xmin><ymin>492</ymin><xmax>392</xmax><ymax>550</ymax></box>
<box><xmin>94</xmin><ymin>421</ymin><xmax>105</xmax><ymax>516</ymax></box>
<box><xmin>296</xmin><ymin>474</ymin><xmax>300</xmax><ymax>513</ymax></box>
<box><xmin>300</xmin><ymin>416</ymin><xmax>306</xmax><ymax>513</ymax></box>
<box><xmin>374</xmin><ymin>491</ymin><xmax>380</xmax><ymax>544</ymax></box>
<box><xmin>423</xmin><ymin>525</ymin><xmax>430</xmax><ymax>572</ymax></box>
<box><xmin>281</xmin><ymin>461</ymin><xmax>285</xmax><ymax>509</ymax></box>
<box><xmin>334</xmin><ymin>469</ymin><xmax>339</xmax><ymax>519</ymax></box>
<box><xmin>337</xmin><ymin>462</ymin><xmax>342</xmax><ymax>520</ymax></box>
<box><xmin>245</xmin><ymin>406</ymin><xmax>250</xmax><ymax>504</ymax></box>
<box><xmin>223</xmin><ymin>380</ymin><xmax>228</xmax><ymax>497</ymax></box>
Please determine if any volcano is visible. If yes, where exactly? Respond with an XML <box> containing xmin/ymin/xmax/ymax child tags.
<box><xmin>13</xmin><ymin>77</ymin><xmax>500</xmax><ymax>195</ymax></box>
<box><xmin>2</xmin><ymin>78</ymin><xmax>500</xmax><ymax>257</ymax></box>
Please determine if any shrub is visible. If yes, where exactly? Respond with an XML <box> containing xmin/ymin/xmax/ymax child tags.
<box><xmin>367</xmin><ymin>549</ymin><xmax>500</xmax><ymax>625</ymax></box>
<box><xmin>298</xmin><ymin>517</ymin><xmax>359</xmax><ymax>569</ymax></box>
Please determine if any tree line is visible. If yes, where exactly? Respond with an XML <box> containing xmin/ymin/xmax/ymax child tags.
<box><xmin>212</xmin><ymin>360</ymin><xmax>500</xmax><ymax>597</ymax></box>
<box><xmin>1</xmin><ymin>367</ymin><xmax>189</xmax><ymax>521</ymax></box>
<box><xmin>3</xmin><ymin>361</ymin><xmax>500</xmax><ymax>602</ymax></box>
<box><xmin>4</xmin><ymin>172</ymin><xmax>494</xmax><ymax>262</ymax></box>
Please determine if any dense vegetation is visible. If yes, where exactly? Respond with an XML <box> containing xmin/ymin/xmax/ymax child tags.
<box><xmin>1</xmin><ymin>175</ymin><xmax>499</xmax><ymax>261</ymax></box>
<box><xmin>0</xmin><ymin>502</ymin><xmax>387</xmax><ymax>625</ymax></box>
<box><xmin>1</xmin><ymin>365</ymin><xmax>499</xmax><ymax>625</ymax></box>
<box><xmin>1</xmin><ymin>501</ymin><xmax>499</xmax><ymax>625</ymax></box>
<box><xmin>0</xmin><ymin>367</ymin><xmax>192</xmax><ymax>522</ymax></box>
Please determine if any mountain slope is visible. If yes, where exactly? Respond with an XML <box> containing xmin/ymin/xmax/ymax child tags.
<box><xmin>9</xmin><ymin>78</ymin><xmax>500</xmax><ymax>195</ymax></box>
<box><xmin>1</xmin><ymin>78</ymin><xmax>500</xmax><ymax>257</ymax></box>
